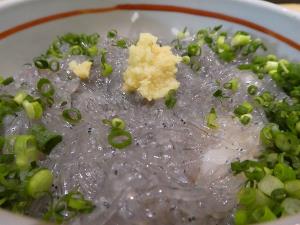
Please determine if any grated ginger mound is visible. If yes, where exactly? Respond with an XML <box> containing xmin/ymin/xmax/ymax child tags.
<box><xmin>123</xmin><ymin>33</ymin><xmax>181</xmax><ymax>101</ymax></box>
<box><xmin>69</xmin><ymin>60</ymin><xmax>92</xmax><ymax>80</ymax></box>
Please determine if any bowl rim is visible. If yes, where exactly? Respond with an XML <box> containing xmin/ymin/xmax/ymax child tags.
<box><xmin>1</xmin><ymin>0</ymin><xmax>300</xmax><ymax>20</ymax></box>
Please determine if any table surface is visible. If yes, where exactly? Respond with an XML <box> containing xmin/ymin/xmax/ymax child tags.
<box><xmin>281</xmin><ymin>4</ymin><xmax>300</xmax><ymax>12</ymax></box>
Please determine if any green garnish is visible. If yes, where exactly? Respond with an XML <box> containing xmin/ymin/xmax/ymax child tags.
<box><xmin>171</xmin><ymin>27</ymin><xmax>188</xmax><ymax>50</ymax></box>
<box><xmin>43</xmin><ymin>191</ymin><xmax>94</xmax><ymax>223</ymax></box>
<box><xmin>29</xmin><ymin>124</ymin><xmax>62</xmax><ymax>155</ymax></box>
<box><xmin>234</xmin><ymin>101</ymin><xmax>253</xmax><ymax>116</ymax></box>
<box><xmin>103</xmin><ymin>117</ymin><xmax>132</xmax><ymax>149</ymax></box>
<box><xmin>34</xmin><ymin>57</ymin><xmax>49</xmax><ymax>69</ymax></box>
<box><xmin>182</xmin><ymin>55</ymin><xmax>191</xmax><ymax>65</ymax></box>
<box><xmin>0</xmin><ymin>76</ymin><xmax>14</xmax><ymax>86</ymax></box>
<box><xmin>239</xmin><ymin>114</ymin><xmax>252</xmax><ymax>125</ymax></box>
<box><xmin>25</xmin><ymin>168</ymin><xmax>53</xmax><ymax>198</ymax></box>
<box><xmin>107</xmin><ymin>29</ymin><xmax>117</xmax><ymax>39</ymax></box>
<box><xmin>187</xmin><ymin>43</ymin><xmax>201</xmax><ymax>57</ymax></box>
<box><xmin>0</xmin><ymin>94</ymin><xmax>22</xmax><ymax>125</ymax></box>
<box><xmin>102</xmin><ymin>63</ymin><xmax>113</xmax><ymax>77</ymax></box>
<box><xmin>49</xmin><ymin>60</ymin><xmax>60</xmax><ymax>72</ymax></box>
<box><xmin>213</xmin><ymin>89</ymin><xmax>228</xmax><ymax>99</ymax></box>
<box><xmin>115</xmin><ymin>39</ymin><xmax>127</xmax><ymax>48</ymax></box>
<box><xmin>108</xmin><ymin>128</ymin><xmax>132</xmax><ymax>149</ymax></box>
<box><xmin>62</xmin><ymin>108</ymin><xmax>82</xmax><ymax>124</ymax></box>
<box><xmin>33</xmin><ymin>33</ymin><xmax>100</xmax><ymax>71</ymax></box>
<box><xmin>14</xmin><ymin>91</ymin><xmax>28</xmax><ymax>105</ymax></box>
<box><xmin>231</xmin><ymin>31</ymin><xmax>251</xmax><ymax>47</ymax></box>
<box><xmin>165</xmin><ymin>89</ymin><xmax>177</xmax><ymax>109</ymax></box>
<box><xmin>100</xmin><ymin>49</ymin><xmax>113</xmax><ymax>77</ymax></box>
<box><xmin>111</xmin><ymin>117</ymin><xmax>126</xmax><ymax>130</ymax></box>
<box><xmin>22</xmin><ymin>100</ymin><xmax>43</xmax><ymax>120</ymax></box>
<box><xmin>223</xmin><ymin>78</ymin><xmax>239</xmax><ymax>92</ymax></box>
<box><xmin>206</xmin><ymin>107</ymin><xmax>218</xmax><ymax>129</ymax></box>
<box><xmin>37</xmin><ymin>78</ymin><xmax>55</xmax><ymax>98</ymax></box>
<box><xmin>247</xmin><ymin>85</ymin><xmax>258</xmax><ymax>96</ymax></box>
<box><xmin>14</xmin><ymin>135</ymin><xmax>39</xmax><ymax>170</ymax></box>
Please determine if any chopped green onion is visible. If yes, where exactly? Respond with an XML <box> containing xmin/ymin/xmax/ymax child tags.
<box><xmin>217</xmin><ymin>35</ymin><xmax>226</xmax><ymax>47</ymax></box>
<box><xmin>62</xmin><ymin>108</ymin><xmax>82</xmax><ymax>124</ymax></box>
<box><xmin>238</xmin><ymin>187</ymin><xmax>257</xmax><ymax>206</ymax></box>
<box><xmin>206</xmin><ymin>107</ymin><xmax>218</xmax><ymax>129</ymax></box>
<box><xmin>165</xmin><ymin>89</ymin><xmax>177</xmax><ymax>109</ymax></box>
<box><xmin>281</xmin><ymin>198</ymin><xmax>300</xmax><ymax>215</ymax></box>
<box><xmin>111</xmin><ymin>118</ymin><xmax>126</xmax><ymax>130</ymax></box>
<box><xmin>187</xmin><ymin>43</ymin><xmax>201</xmax><ymax>57</ymax></box>
<box><xmin>247</xmin><ymin>85</ymin><xmax>258</xmax><ymax>96</ymax></box>
<box><xmin>271</xmin><ymin>188</ymin><xmax>287</xmax><ymax>201</ymax></box>
<box><xmin>213</xmin><ymin>89</ymin><xmax>228</xmax><ymax>99</ymax></box>
<box><xmin>108</xmin><ymin>128</ymin><xmax>132</xmax><ymax>149</ymax></box>
<box><xmin>239</xmin><ymin>114</ymin><xmax>252</xmax><ymax>125</ymax></box>
<box><xmin>66</xmin><ymin>192</ymin><xmax>95</xmax><ymax>212</ymax></box>
<box><xmin>223</xmin><ymin>78</ymin><xmax>239</xmax><ymax>92</ymax></box>
<box><xmin>70</xmin><ymin>45</ymin><xmax>84</xmax><ymax>55</ymax></box>
<box><xmin>0</xmin><ymin>136</ymin><xmax>4</xmax><ymax>151</ymax></box>
<box><xmin>14</xmin><ymin>135</ymin><xmax>39</xmax><ymax>169</ymax></box>
<box><xmin>231</xmin><ymin>33</ymin><xmax>251</xmax><ymax>47</ymax></box>
<box><xmin>88</xmin><ymin>33</ymin><xmax>100</xmax><ymax>45</ymax></box>
<box><xmin>244</xmin><ymin>166</ymin><xmax>265</xmax><ymax>181</ymax></box>
<box><xmin>182</xmin><ymin>56</ymin><xmax>190</xmax><ymax>65</ymax></box>
<box><xmin>285</xmin><ymin>180</ymin><xmax>300</xmax><ymax>199</ymax></box>
<box><xmin>102</xmin><ymin>119</ymin><xmax>112</xmax><ymax>126</ymax></box>
<box><xmin>274</xmin><ymin>132</ymin><xmax>298</xmax><ymax>152</ymax></box>
<box><xmin>278</xmin><ymin>59</ymin><xmax>289</xmax><ymax>74</ymax></box>
<box><xmin>37</xmin><ymin>78</ymin><xmax>55</xmax><ymax>98</ymax></box>
<box><xmin>1</xmin><ymin>77</ymin><xmax>14</xmax><ymax>86</ymax></box>
<box><xmin>190</xmin><ymin>59</ymin><xmax>201</xmax><ymax>72</ymax></box>
<box><xmin>49</xmin><ymin>60</ymin><xmax>60</xmax><ymax>72</ymax></box>
<box><xmin>273</xmin><ymin>163</ymin><xmax>296</xmax><ymax>182</ymax></box>
<box><xmin>260</xmin><ymin>123</ymin><xmax>279</xmax><ymax>147</ymax></box>
<box><xmin>234</xmin><ymin>101</ymin><xmax>253</xmax><ymax>116</ymax></box>
<box><xmin>264</xmin><ymin>61</ymin><xmax>278</xmax><ymax>72</ymax></box>
<box><xmin>14</xmin><ymin>91</ymin><xmax>28</xmax><ymax>105</ymax></box>
<box><xmin>252</xmin><ymin>206</ymin><xmax>276</xmax><ymax>223</ymax></box>
<box><xmin>234</xmin><ymin>209</ymin><xmax>248</xmax><ymax>225</ymax></box>
<box><xmin>115</xmin><ymin>39</ymin><xmax>127</xmax><ymax>48</ymax></box>
<box><xmin>22</xmin><ymin>100</ymin><xmax>43</xmax><ymax>120</ymax></box>
<box><xmin>107</xmin><ymin>29</ymin><xmax>117</xmax><ymax>39</ymax></box>
<box><xmin>258</xmin><ymin>175</ymin><xmax>284</xmax><ymax>196</ymax></box>
<box><xmin>34</xmin><ymin>58</ymin><xmax>49</xmax><ymax>69</ymax></box>
<box><xmin>87</xmin><ymin>46</ymin><xmax>98</xmax><ymax>57</ymax></box>
<box><xmin>261</xmin><ymin>91</ymin><xmax>274</xmax><ymax>102</ymax></box>
<box><xmin>0</xmin><ymin>154</ymin><xmax>14</xmax><ymax>164</ymax></box>
<box><xmin>29</xmin><ymin>124</ymin><xmax>62</xmax><ymax>155</ymax></box>
<box><xmin>25</xmin><ymin>168</ymin><xmax>53</xmax><ymax>198</ymax></box>
<box><xmin>176</xmin><ymin>27</ymin><xmax>188</xmax><ymax>40</ymax></box>
<box><xmin>102</xmin><ymin>63</ymin><xmax>113</xmax><ymax>77</ymax></box>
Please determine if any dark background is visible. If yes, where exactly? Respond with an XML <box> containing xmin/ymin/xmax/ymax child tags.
<box><xmin>267</xmin><ymin>0</ymin><xmax>300</xmax><ymax>3</ymax></box>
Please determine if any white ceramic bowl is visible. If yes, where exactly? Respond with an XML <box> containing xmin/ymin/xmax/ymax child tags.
<box><xmin>0</xmin><ymin>0</ymin><xmax>300</xmax><ymax>224</ymax></box>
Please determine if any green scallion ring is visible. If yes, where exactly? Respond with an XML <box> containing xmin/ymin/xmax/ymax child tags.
<box><xmin>108</xmin><ymin>128</ymin><xmax>132</xmax><ymax>149</ymax></box>
<box><xmin>14</xmin><ymin>135</ymin><xmax>39</xmax><ymax>169</ymax></box>
<box><xmin>49</xmin><ymin>60</ymin><xmax>60</xmax><ymax>72</ymax></box>
<box><xmin>1</xmin><ymin>77</ymin><xmax>14</xmax><ymax>86</ymax></box>
<box><xmin>111</xmin><ymin>118</ymin><xmax>126</xmax><ymax>130</ymax></box>
<box><xmin>70</xmin><ymin>45</ymin><xmax>84</xmax><ymax>55</ymax></box>
<box><xmin>25</xmin><ymin>168</ymin><xmax>53</xmax><ymax>198</ymax></box>
<box><xmin>37</xmin><ymin>78</ymin><xmax>55</xmax><ymax>98</ymax></box>
<box><xmin>34</xmin><ymin>58</ymin><xmax>49</xmax><ymax>69</ymax></box>
<box><xmin>88</xmin><ymin>33</ymin><xmax>100</xmax><ymax>45</ymax></box>
<box><xmin>62</xmin><ymin>108</ymin><xmax>82</xmax><ymax>124</ymax></box>
<box><xmin>22</xmin><ymin>100</ymin><xmax>43</xmax><ymax>120</ymax></box>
